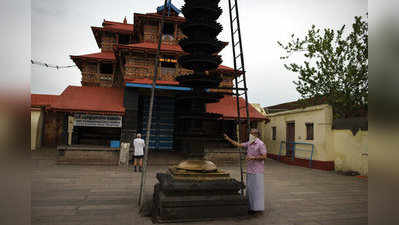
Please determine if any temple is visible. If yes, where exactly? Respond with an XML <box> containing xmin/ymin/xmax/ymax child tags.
<box><xmin>31</xmin><ymin>1</ymin><xmax>266</xmax><ymax>159</ymax></box>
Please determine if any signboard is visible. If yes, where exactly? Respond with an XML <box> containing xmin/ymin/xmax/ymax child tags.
<box><xmin>73</xmin><ymin>114</ymin><xmax>122</xmax><ymax>128</ymax></box>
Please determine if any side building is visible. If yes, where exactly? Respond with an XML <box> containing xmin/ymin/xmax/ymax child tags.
<box><xmin>258</xmin><ymin>99</ymin><xmax>368</xmax><ymax>175</ymax></box>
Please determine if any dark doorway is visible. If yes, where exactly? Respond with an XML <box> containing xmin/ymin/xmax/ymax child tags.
<box><xmin>286</xmin><ymin>122</ymin><xmax>295</xmax><ymax>157</ymax></box>
<box><xmin>240</xmin><ymin>122</ymin><xmax>249</xmax><ymax>143</ymax></box>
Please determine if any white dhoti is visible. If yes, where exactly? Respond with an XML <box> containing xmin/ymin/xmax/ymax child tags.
<box><xmin>246</xmin><ymin>173</ymin><xmax>265</xmax><ymax>211</ymax></box>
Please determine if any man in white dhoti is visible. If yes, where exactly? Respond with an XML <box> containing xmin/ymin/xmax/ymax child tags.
<box><xmin>224</xmin><ymin>128</ymin><xmax>267</xmax><ymax>215</ymax></box>
<box><xmin>133</xmin><ymin>133</ymin><xmax>145</xmax><ymax>172</ymax></box>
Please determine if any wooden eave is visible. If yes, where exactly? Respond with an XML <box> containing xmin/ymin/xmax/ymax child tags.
<box><xmin>91</xmin><ymin>26</ymin><xmax>103</xmax><ymax>49</ymax></box>
<box><xmin>115</xmin><ymin>44</ymin><xmax>185</xmax><ymax>56</ymax></box>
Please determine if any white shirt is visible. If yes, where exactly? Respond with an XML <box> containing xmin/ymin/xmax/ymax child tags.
<box><xmin>133</xmin><ymin>138</ymin><xmax>145</xmax><ymax>156</ymax></box>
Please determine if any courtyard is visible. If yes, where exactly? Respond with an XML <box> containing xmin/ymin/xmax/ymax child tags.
<box><xmin>31</xmin><ymin>149</ymin><xmax>367</xmax><ymax>225</ymax></box>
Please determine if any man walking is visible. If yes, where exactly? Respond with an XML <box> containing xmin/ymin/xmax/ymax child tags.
<box><xmin>224</xmin><ymin>128</ymin><xmax>267</xmax><ymax>215</ymax></box>
<box><xmin>133</xmin><ymin>133</ymin><xmax>145</xmax><ymax>172</ymax></box>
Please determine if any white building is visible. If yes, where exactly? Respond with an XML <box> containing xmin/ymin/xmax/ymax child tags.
<box><xmin>256</xmin><ymin>100</ymin><xmax>368</xmax><ymax>176</ymax></box>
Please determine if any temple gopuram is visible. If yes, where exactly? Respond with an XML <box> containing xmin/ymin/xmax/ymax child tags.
<box><xmin>31</xmin><ymin>1</ymin><xmax>266</xmax><ymax>163</ymax></box>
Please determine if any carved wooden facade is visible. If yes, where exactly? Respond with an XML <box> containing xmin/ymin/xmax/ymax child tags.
<box><xmin>71</xmin><ymin>9</ymin><xmax>235</xmax><ymax>91</ymax></box>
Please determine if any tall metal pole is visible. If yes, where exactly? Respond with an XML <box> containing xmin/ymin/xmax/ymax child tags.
<box><xmin>233</xmin><ymin>0</ymin><xmax>251</xmax><ymax>138</ymax></box>
<box><xmin>138</xmin><ymin>0</ymin><xmax>168</xmax><ymax>210</ymax></box>
<box><xmin>228</xmin><ymin>0</ymin><xmax>244</xmax><ymax>198</ymax></box>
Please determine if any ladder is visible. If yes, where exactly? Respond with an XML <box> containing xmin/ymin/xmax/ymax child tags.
<box><xmin>228</xmin><ymin>0</ymin><xmax>251</xmax><ymax>194</ymax></box>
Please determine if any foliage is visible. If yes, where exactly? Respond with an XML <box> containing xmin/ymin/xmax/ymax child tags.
<box><xmin>278</xmin><ymin>15</ymin><xmax>368</xmax><ymax>118</ymax></box>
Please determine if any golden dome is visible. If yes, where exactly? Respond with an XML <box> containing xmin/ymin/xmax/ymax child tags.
<box><xmin>176</xmin><ymin>159</ymin><xmax>218</xmax><ymax>172</ymax></box>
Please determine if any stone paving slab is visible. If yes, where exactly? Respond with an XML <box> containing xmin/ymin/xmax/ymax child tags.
<box><xmin>31</xmin><ymin>153</ymin><xmax>367</xmax><ymax>225</ymax></box>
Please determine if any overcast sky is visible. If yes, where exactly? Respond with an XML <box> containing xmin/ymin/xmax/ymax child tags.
<box><xmin>31</xmin><ymin>0</ymin><xmax>367</xmax><ymax>107</ymax></box>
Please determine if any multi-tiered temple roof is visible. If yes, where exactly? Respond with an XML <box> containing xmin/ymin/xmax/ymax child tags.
<box><xmin>32</xmin><ymin>2</ymin><xmax>266</xmax><ymax>121</ymax></box>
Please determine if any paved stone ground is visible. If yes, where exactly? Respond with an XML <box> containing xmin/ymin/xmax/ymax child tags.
<box><xmin>31</xmin><ymin>150</ymin><xmax>367</xmax><ymax>225</ymax></box>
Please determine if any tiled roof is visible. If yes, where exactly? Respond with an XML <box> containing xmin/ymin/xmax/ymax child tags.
<box><xmin>119</xmin><ymin>42</ymin><xmax>184</xmax><ymax>53</ymax></box>
<box><xmin>102</xmin><ymin>20</ymin><xmax>134</xmax><ymax>33</ymax></box>
<box><xmin>118</xmin><ymin>41</ymin><xmax>228</xmax><ymax>54</ymax></box>
<box><xmin>31</xmin><ymin>94</ymin><xmax>58</xmax><ymax>107</ymax></box>
<box><xmin>207</xmin><ymin>95</ymin><xmax>268</xmax><ymax>121</ymax></box>
<box><xmin>217</xmin><ymin>65</ymin><xmax>234</xmax><ymax>72</ymax></box>
<box><xmin>118</xmin><ymin>43</ymin><xmax>235</xmax><ymax>72</ymax></box>
<box><xmin>50</xmin><ymin>86</ymin><xmax>125</xmax><ymax>115</ymax></box>
<box><xmin>264</xmin><ymin>97</ymin><xmax>328</xmax><ymax>113</ymax></box>
<box><xmin>70</xmin><ymin>52</ymin><xmax>116</xmax><ymax>61</ymax></box>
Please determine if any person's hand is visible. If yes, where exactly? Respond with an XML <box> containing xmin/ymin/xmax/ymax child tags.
<box><xmin>246</xmin><ymin>156</ymin><xmax>255</xmax><ymax>161</ymax></box>
<box><xmin>223</xmin><ymin>134</ymin><xmax>229</xmax><ymax>140</ymax></box>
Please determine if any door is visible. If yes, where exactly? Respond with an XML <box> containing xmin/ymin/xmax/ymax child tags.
<box><xmin>239</xmin><ymin>122</ymin><xmax>249</xmax><ymax>143</ymax></box>
<box><xmin>286</xmin><ymin>122</ymin><xmax>295</xmax><ymax>157</ymax></box>
<box><xmin>142</xmin><ymin>96</ymin><xmax>175</xmax><ymax>150</ymax></box>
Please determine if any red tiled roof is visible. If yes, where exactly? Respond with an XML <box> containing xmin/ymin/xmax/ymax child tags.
<box><xmin>70</xmin><ymin>52</ymin><xmax>116</xmax><ymax>61</ymax></box>
<box><xmin>118</xmin><ymin>42</ymin><xmax>228</xmax><ymax>54</ymax></box>
<box><xmin>207</xmin><ymin>95</ymin><xmax>268</xmax><ymax>121</ymax></box>
<box><xmin>50</xmin><ymin>86</ymin><xmax>125</xmax><ymax>115</ymax></box>
<box><xmin>119</xmin><ymin>42</ymin><xmax>184</xmax><ymax>53</ymax></box>
<box><xmin>217</xmin><ymin>65</ymin><xmax>234</xmax><ymax>72</ymax></box>
<box><xmin>103</xmin><ymin>20</ymin><xmax>134</xmax><ymax>33</ymax></box>
<box><xmin>124</xmin><ymin>78</ymin><xmax>179</xmax><ymax>86</ymax></box>
<box><xmin>265</xmin><ymin>96</ymin><xmax>328</xmax><ymax>113</ymax></box>
<box><xmin>31</xmin><ymin>94</ymin><xmax>58</xmax><ymax>107</ymax></box>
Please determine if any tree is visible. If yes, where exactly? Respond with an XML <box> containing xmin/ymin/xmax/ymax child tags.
<box><xmin>278</xmin><ymin>15</ymin><xmax>368</xmax><ymax>118</ymax></box>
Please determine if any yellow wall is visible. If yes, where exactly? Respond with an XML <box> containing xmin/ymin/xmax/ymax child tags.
<box><xmin>258</xmin><ymin>104</ymin><xmax>334</xmax><ymax>161</ymax></box>
<box><xmin>332</xmin><ymin>130</ymin><xmax>368</xmax><ymax>176</ymax></box>
<box><xmin>258</xmin><ymin>103</ymin><xmax>368</xmax><ymax>175</ymax></box>
<box><xmin>31</xmin><ymin>109</ymin><xmax>44</xmax><ymax>150</ymax></box>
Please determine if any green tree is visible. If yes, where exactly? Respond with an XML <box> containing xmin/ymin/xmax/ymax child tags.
<box><xmin>278</xmin><ymin>15</ymin><xmax>368</xmax><ymax>118</ymax></box>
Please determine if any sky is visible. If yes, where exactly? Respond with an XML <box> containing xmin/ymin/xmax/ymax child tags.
<box><xmin>31</xmin><ymin>0</ymin><xmax>367</xmax><ymax>107</ymax></box>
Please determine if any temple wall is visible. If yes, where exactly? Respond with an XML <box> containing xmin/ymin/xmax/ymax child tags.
<box><xmin>143</xmin><ymin>22</ymin><xmax>184</xmax><ymax>44</ymax></box>
<box><xmin>125</xmin><ymin>55</ymin><xmax>154</xmax><ymax>79</ymax></box>
<box><xmin>123</xmin><ymin>54</ymin><xmax>233</xmax><ymax>90</ymax></box>
<box><xmin>101</xmin><ymin>32</ymin><xmax>116</xmax><ymax>52</ymax></box>
<box><xmin>43</xmin><ymin>111</ymin><xmax>65</xmax><ymax>147</ymax></box>
<box><xmin>81</xmin><ymin>62</ymin><xmax>115</xmax><ymax>87</ymax></box>
<box><xmin>81</xmin><ymin>62</ymin><xmax>98</xmax><ymax>86</ymax></box>
<box><xmin>144</xmin><ymin>24</ymin><xmax>158</xmax><ymax>43</ymax></box>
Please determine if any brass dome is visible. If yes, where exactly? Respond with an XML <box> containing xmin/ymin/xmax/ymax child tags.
<box><xmin>176</xmin><ymin>159</ymin><xmax>217</xmax><ymax>172</ymax></box>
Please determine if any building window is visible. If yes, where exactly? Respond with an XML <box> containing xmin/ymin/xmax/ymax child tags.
<box><xmin>162</xmin><ymin>23</ymin><xmax>175</xmax><ymax>42</ymax></box>
<box><xmin>118</xmin><ymin>34</ymin><xmax>130</xmax><ymax>44</ymax></box>
<box><xmin>306</xmin><ymin>123</ymin><xmax>314</xmax><ymax>140</ymax></box>
<box><xmin>86</xmin><ymin>62</ymin><xmax>97</xmax><ymax>73</ymax></box>
<box><xmin>162</xmin><ymin>23</ymin><xmax>175</xmax><ymax>36</ymax></box>
<box><xmin>100</xmin><ymin>75</ymin><xmax>112</xmax><ymax>81</ymax></box>
<box><xmin>160</xmin><ymin>57</ymin><xmax>176</xmax><ymax>75</ymax></box>
<box><xmin>272</xmin><ymin>127</ymin><xmax>276</xmax><ymax>140</ymax></box>
<box><xmin>100</xmin><ymin>63</ymin><xmax>113</xmax><ymax>74</ymax></box>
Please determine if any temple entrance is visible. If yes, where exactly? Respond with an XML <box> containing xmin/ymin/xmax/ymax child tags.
<box><xmin>72</xmin><ymin>126</ymin><xmax>121</xmax><ymax>146</ymax></box>
<box><xmin>141</xmin><ymin>95</ymin><xmax>175</xmax><ymax>151</ymax></box>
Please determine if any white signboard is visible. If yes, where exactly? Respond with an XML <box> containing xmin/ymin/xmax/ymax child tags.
<box><xmin>74</xmin><ymin>114</ymin><xmax>122</xmax><ymax>128</ymax></box>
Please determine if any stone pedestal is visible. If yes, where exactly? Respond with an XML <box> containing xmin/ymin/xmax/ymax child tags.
<box><xmin>152</xmin><ymin>170</ymin><xmax>248</xmax><ymax>222</ymax></box>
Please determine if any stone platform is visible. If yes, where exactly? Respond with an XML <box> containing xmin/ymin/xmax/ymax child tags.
<box><xmin>152</xmin><ymin>171</ymin><xmax>248</xmax><ymax>222</ymax></box>
<box><xmin>31</xmin><ymin>149</ymin><xmax>368</xmax><ymax>225</ymax></box>
<box><xmin>57</xmin><ymin>145</ymin><xmax>120</xmax><ymax>165</ymax></box>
